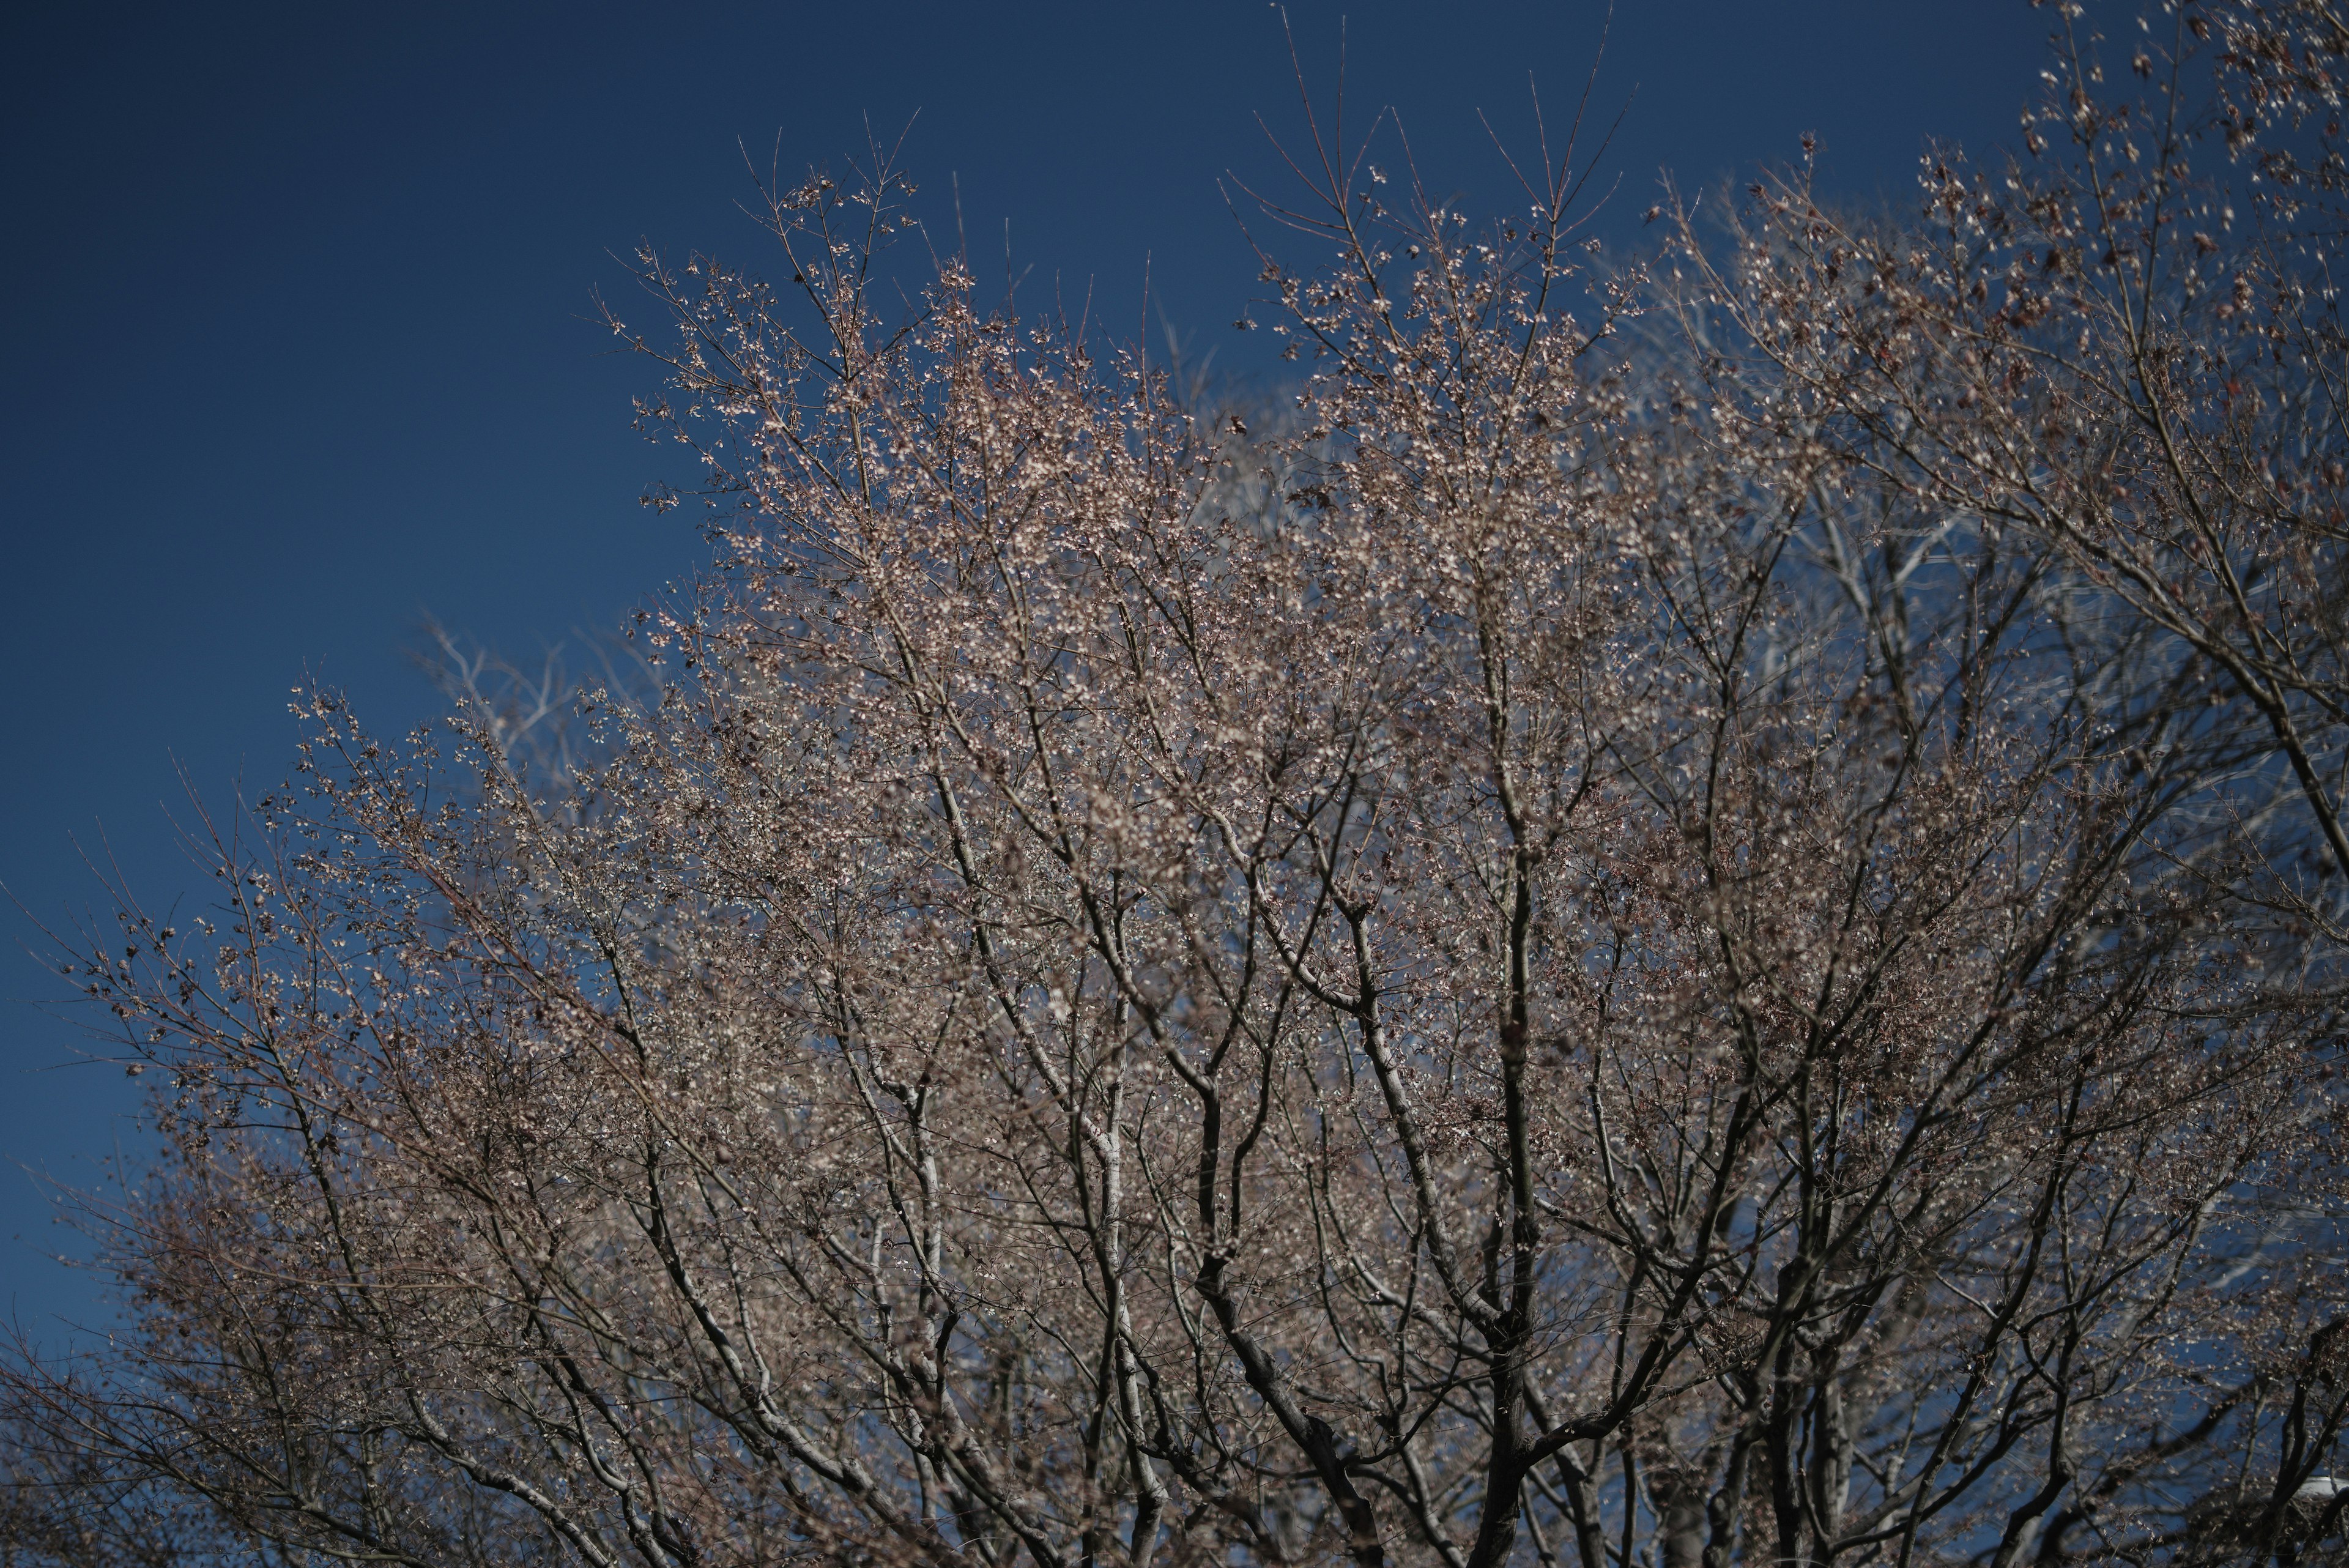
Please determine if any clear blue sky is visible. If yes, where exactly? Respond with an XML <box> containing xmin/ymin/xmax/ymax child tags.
<box><xmin>1</xmin><ymin>0</ymin><xmax>2050</xmax><ymax>1335</ymax></box>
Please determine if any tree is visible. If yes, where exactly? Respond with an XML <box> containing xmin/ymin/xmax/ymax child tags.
<box><xmin>7</xmin><ymin>4</ymin><xmax>2346</xmax><ymax>1564</ymax></box>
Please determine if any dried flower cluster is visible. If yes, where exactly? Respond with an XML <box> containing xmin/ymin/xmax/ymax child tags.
<box><xmin>7</xmin><ymin>5</ymin><xmax>2348</xmax><ymax>1566</ymax></box>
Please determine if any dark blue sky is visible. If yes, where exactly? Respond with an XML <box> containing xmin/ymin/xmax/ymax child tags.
<box><xmin>1</xmin><ymin>0</ymin><xmax>2049</xmax><ymax>1333</ymax></box>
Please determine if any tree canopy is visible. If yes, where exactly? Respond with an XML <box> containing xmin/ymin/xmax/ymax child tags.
<box><xmin>7</xmin><ymin>5</ymin><xmax>2348</xmax><ymax>1565</ymax></box>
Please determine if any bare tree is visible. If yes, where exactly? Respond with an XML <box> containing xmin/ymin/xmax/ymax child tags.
<box><xmin>6</xmin><ymin>6</ymin><xmax>2345</xmax><ymax>1565</ymax></box>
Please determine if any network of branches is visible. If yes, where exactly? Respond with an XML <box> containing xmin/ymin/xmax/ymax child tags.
<box><xmin>6</xmin><ymin>3</ymin><xmax>2348</xmax><ymax>1566</ymax></box>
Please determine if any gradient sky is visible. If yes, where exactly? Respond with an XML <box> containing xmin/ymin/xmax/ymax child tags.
<box><xmin>1</xmin><ymin>0</ymin><xmax>2052</xmax><ymax>1336</ymax></box>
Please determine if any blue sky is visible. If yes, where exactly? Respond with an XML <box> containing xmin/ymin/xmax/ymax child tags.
<box><xmin>1</xmin><ymin>0</ymin><xmax>2049</xmax><ymax>1334</ymax></box>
